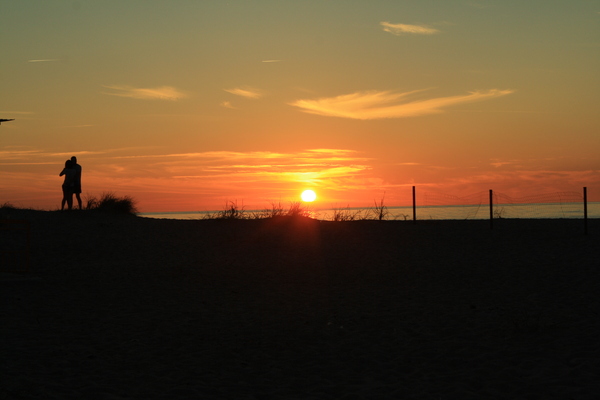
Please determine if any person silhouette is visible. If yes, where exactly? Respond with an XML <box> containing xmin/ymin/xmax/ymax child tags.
<box><xmin>59</xmin><ymin>159</ymin><xmax>76</xmax><ymax>210</ymax></box>
<box><xmin>70</xmin><ymin>156</ymin><xmax>83</xmax><ymax>209</ymax></box>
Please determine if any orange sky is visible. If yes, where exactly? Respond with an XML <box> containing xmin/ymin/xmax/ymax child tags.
<box><xmin>1</xmin><ymin>1</ymin><xmax>599</xmax><ymax>212</ymax></box>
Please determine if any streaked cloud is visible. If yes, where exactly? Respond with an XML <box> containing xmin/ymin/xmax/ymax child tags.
<box><xmin>0</xmin><ymin>148</ymin><xmax>105</xmax><ymax>162</ymax></box>
<box><xmin>62</xmin><ymin>124</ymin><xmax>94</xmax><ymax>129</ymax></box>
<box><xmin>181</xmin><ymin>149</ymin><xmax>371</xmax><ymax>189</ymax></box>
<box><xmin>220</xmin><ymin>101</ymin><xmax>236</xmax><ymax>109</ymax></box>
<box><xmin>224</xmin><ymin>86</ymin><xmax>263</xmax><ymax>99</ymax></box>
<box><xmin>50</xmin><ymin>150</ymin><xmax>105</xmax><ymax>157</ymax></box>
<box><xmin>109</xmin><ymin>149</ymin><xmax>371</xmax><ymax>190</ymax></box>
<box><xmin>262</xmin><ymin>59</ymin><xmax>282</xmax><ymax>63</ymax></box>
<box><xmin>290</xmin><ymin>89</ymin><xmax>514</xmax><ymax>120</ymax></box>
<box><xmin>0</xmin><ymin>149</ymin><xmax>45</xmax><ymax>160</ymax></box>
<box><xmin>380</xmin><ymin>22</ymin><xmax>440</xmax><ymax>35</ymax></box>
<box><xmin>102</xmin><ymin>85</ymin><xmax>188</xmax><ymax>100</ymax></box>
<box><xmin>489</xmin><ymin>156</ymin><xmax>567</xmax><ymax>169</ymax></box>
<box><xmin>28</xmin><ymin>59</ymin><xmax>59</xmax><ymax>63</ymax></box>
<box><xmin>113</xmin><ymin>148</ymin><xmax>369</xmax><ymax>164</ymax></box>
<box><xmin>425</xmin><ymin>169</ymin><xmax>595</xmax><ymax>200</ymax></box>
<box><xmin>490</xmin><ymin>159</ymin><xmax>520</xmax><ymax>168</ymax></box>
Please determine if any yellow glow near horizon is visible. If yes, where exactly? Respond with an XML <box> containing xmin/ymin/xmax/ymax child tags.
<box><xmin>301</xmin><ymin>190</ymin><xmax>317</xmax><ymax>202</ymax></box>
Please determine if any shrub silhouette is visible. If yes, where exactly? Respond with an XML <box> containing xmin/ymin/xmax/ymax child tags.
<box><xmin>85</xmin><ymin>192</ymin><xmax>138</xmax><ymax>215</ymax></box>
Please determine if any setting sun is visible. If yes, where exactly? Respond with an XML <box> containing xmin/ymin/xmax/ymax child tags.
<box><xmin>301</xmin><ymin>190</ymin><xmax>317</xmax><ymax>202</ymax></box>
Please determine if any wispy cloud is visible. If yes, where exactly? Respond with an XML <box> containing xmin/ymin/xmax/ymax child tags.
<box><xmin>380</xmin><ymin>22</ymin><xmax>440</xmax><ymax>35</ymax></box>
<box><xmin>262</xmin><ymin>59</ymin><xmax>282</xmax><ymax>63</ymax></box>
<box><xmin>110</xmin><ymin>149</ymin><xmax>371</xmax><ymax>189</ymax></box>
<box><xmin>290</xmin><ymin>89</ymin><xmax>514</xmax><ymax>120</ymax></box>
<box><xmin>0</xmin><ymin>148</ymin><xmax>105</xmax><ymax>162</ymax></box>
<box><xmin>102</xmin><ymin>85</ymin><xmax>188</xmax><ymax>100</ymax></box>
<box><xmin>220</xmin><ymin>101</ymin><xmax>236</xmax><ymax>109</ymax></box>
<box><xmin>184</xmin><ymin>149</ymin><xmax>371</xmax><ymax>188</ymax></box>
<box><xmin>224</xmin><ymin>86</ymin><xmax>262</xmax><ymax>99</ymax></box>
<box><xmin>50</xmin><ymin>150</ymin><xmax>105</xmax><ymax>157</ymax></box>
<box><xmin>62</xmin><ymin>124</ymin><xmax>94</xmax><ymax>129</ymax></box>
<box><xmin>113</xmin><ymin>149</ymin><xmax>368</xmax><ymax>164</ymax></box>
<box><xmin>28</xmin><ymin>59</ymin><xmax>59</xmax><ymax>63</ymax></box>
<box><xmin>490</xmin><ymin>159</ymin><xmax>521</xmax><ymax>168</ymax></box>
<box><xmin>0</xmin><ymin>149</ymin><xmax>45</xmax><ymax>160</ymax></box>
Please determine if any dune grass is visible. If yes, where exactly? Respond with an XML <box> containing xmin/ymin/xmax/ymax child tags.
<box><xmin>1</xmin><ymin>194</ymin><xmax>138</xmax><ymax>218</ymax></box>
<box><xmin>330</xmin><ymin>205</ymin><xmax>365</xmax><ymax>221</ymax></box>
<box><xmin>84</xmin><ymin>192</ymin><xmax>139</xmax><ymax>215</ymax></box>
<box><xmin>209</xmin><ymin>200</ymin><xmax>312</xmax><ymax>220</ymax></box>
<box><xmin>371</xmin><ymin>196</ymin><xmax>389</xmax><ymax>221</ymax></box>
<box><xmin>214</xmin><ymin>200</ymin><xmax>246</xmax><ymax>219</ymax></box>
<box><xmin>3</xmin><ymin>194</ymin><xmax>398</xmax><ymax>221</ymax></box>
<box><xmin>207</xmin><ymin>198</ymin><xmax>396</xmax><ymax>221</ymax></box>
<box><xmin>1</xmin><ymin>202</ymin><xmax>18</xmax><ymax>210</ymax></box>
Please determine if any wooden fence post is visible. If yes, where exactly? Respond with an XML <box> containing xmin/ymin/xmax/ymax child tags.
<box><xmin>584</xmin><ymin>187</ymin><xmax>588</xmax><ymax>235</ymax></box>
<box><xmin>489</xmin><ymin>189</ymin><xmax>494</xmax><ymax>230</ymax></box>
<box><xmin>412</xmin><ymin>186</ymin><xmax>416</xmax><ymax>223</ymax></box>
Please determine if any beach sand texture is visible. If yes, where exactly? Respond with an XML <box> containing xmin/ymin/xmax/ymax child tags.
<box><xmin>2</xmin><ymin>210</ymin><xmax>600</xmax><ymax>399</ymax></box>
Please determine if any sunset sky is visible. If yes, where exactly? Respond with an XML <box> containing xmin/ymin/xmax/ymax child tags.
<box><xmin>2</xmin><ymin>1</ymin><xmax>599</xmax><ymax>212</ymax></box>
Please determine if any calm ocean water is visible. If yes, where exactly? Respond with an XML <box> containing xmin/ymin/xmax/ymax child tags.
<box><xmin>140</xmin><ymin>202</ymin><xmax>600</xmax><ymax>221</ymax></box>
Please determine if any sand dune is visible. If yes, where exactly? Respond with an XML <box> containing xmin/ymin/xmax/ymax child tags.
<box><xmin>2</xmin><ymin>210</ymin><xmax>599</xmax><ymax>399</ymax></box>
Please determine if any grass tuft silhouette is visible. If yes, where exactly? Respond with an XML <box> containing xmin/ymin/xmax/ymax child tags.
<box><xmin>84</xmin><ymin>192</ymin><xmax>138</xmax><ymax>215</ymax></box>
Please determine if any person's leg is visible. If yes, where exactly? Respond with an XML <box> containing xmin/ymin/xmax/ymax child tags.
<box><xmin>67</xmin><ymin>192</ymin><xmax>73</xmax><ymax>210</ymax></box>
<box><xmin>61</xmin><ymin>188</ymin><xmax>67</xmax><ymax>210</ymax></box>
<box><xmin>75</xmin><ymin>193</ymin><xmax>82</xmax><ymax>210</ymax></box>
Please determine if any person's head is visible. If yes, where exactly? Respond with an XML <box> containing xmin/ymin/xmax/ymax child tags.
<box><xmin>65</xmin><ymin>160</ymin><xmax>73</xmax><ymax>168</ymax></box>
<box><xmin>71</xmin><ymin>156</ymin><xmax>77</xmax><ymax>164</ymax></box>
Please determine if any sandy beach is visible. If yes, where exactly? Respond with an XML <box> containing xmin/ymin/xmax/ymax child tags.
<box><xmin>2</xmin><ymin>210</ymin><xmax>599</xmax><ymax>399</ymax></box>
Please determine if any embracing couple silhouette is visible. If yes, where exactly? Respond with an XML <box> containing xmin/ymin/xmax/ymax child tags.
<box><xmin>59</xmin><ymin>156</ymin><xmax>82</xmax><ymax>211</ymax></box>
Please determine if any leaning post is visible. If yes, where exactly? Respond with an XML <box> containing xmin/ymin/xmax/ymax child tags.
<box><xmin>489</xmin><ymin>189</ymin><xmax>494</xmax><ymax>230</ymax></box>
<box><xmin>412</xmin><ymin>186</ymin><xmax>417</xmax><ymax>224</ymax></box>
<box><xmin>584</xmin><ymin>187</ymin><xmax>588</xmax><ymax>235</ymax></box>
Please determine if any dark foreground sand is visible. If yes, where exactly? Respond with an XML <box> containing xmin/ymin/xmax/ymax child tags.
<box><xmin>1</xmin><ymin>210</ymin><xmax>599</xmax><ymax>399</ymax></box>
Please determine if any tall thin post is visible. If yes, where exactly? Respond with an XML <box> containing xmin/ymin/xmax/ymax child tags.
<box><xmin>412</xmin><ymin>186</ymin><xmax>417</xmax><ymax>223</ymax></box>
<box><xmin>584</xmin><ymin>187</ymin><xmax>588</xmax><ymax>235</ymax></box>
<box><xmin>489</xmin><ymin>189</ymin><xmax>494</xmax><ymax>230</ymax></box>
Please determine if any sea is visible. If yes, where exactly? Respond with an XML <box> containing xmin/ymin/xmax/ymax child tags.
<box><xmin>140</xmin><ymin>202</ymin><xmax>600</xmax><ymax>221</ymax></box>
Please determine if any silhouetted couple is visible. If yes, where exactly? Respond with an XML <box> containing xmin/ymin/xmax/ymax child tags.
<box><xmin>59</xmin><ymin>156</ymin><xmax>82</xmax><ymax>210</ymax></box>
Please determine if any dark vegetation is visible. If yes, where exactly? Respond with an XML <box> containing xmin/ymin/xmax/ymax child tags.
<box><xmin>84</xmin><ymin>192</ymin><xmax>138</xmax><ymax>215</ymax></box>
<box><xmin>1</xmin><ymin>192</ymin><xmax>138</xmax><ymax>217</ymax></box>
<box><xmin>208</xmin><ymin>197</ymin><xmax>392</xmax><ymax>221</ymax></box>
<box><xmin>3</xmin><ymin>195</ymin><xmax>395</xmax><ymax>221</ymax></box>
